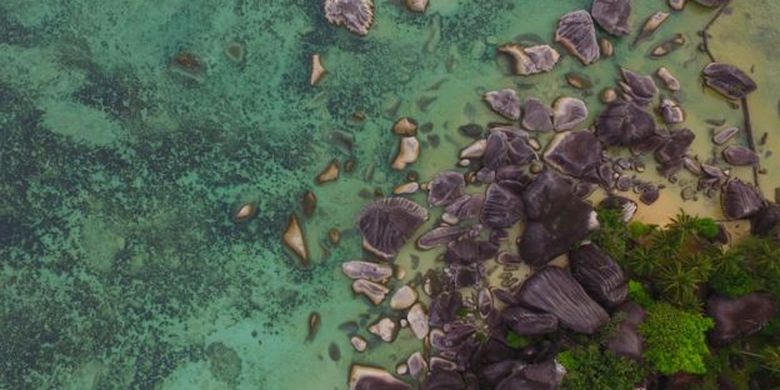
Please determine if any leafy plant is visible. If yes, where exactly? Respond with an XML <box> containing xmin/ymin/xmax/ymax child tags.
<box><xmin>627</xmin><ymin>280</ymin><xmax>654</xmax><ymax>308</ymax></box>
<box><xmin>709</xmin><ymin>249</ymin><xmax>759</xmax><ymax>298</ymax></box>
<box><xmin>640</xmin><ymin>303</ymin><xmax>714</xmax><ymax>375</ymax></box>
<box><xmin>591</xmin><ymin>208</ymin><xmax>630</xmax><ymax>263</ymax></box>
<box><xmin>557</xmin><ymin>344</ymin><xmax>646</xmax><ymax>390</ymax></box>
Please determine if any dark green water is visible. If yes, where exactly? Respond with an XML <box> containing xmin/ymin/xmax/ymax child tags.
<box><xmin>1</xmin><ymin>0</ymin><xmax>779</xmax><ymax>389</ymax></box>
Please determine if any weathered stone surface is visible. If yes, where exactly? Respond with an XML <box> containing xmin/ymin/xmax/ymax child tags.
<box><xmin>605</xmin><ymin>302</ymin><xmax>646</xmax><ymax>360</ymax></box>
<box><xmin>429</xmin><ymin>291</ymin><xmax>463</xmax><ymax>327</ymax></box>
<box><xmin>502</xmin><ymin>306</ymin><xmax>559</xmax><ymax>336</ymax></box>
<box><xmin>407</xmin><ymin>352</ymin><xmax>427</xmax><ymax>378</ymax></box>
<box><xmin>620</xmin><ymin>68</ymin><xmax>658</xmax><ymax>106</ymax></box>
<box><xmin>405</xmin><ymin>0</ymin><xmax>428</xmax><ymax>12</ymax></box>
<box><xmin>552</xmin><ymin>97</ymin><xmax>588</xmax><ymax>131</ymax></box>
<box><xmin>310</xmin><ymin>54</ymin><xmax>326</xmax><ymax>85</ymax></box>
<box><xmin>483</xmin><ymin>127</ymin><xmax>536</xmax><ymax>169</ymax></box>
<box><xmin>522</xmin><ymin>98</ymin><xmax>554</xmax><ymax>132</ymax></box>
<box><xmin>353</xmin><ymin>279</ymin><xmax>389</xmax><ymax>305</ymax></box>
<box><xmin>417</xmin><ymin>225</ymin><xmax>474</xmax><ymax>250</ymax></box>
<box><xmin>660</xmin><ymin>98</ymin><xmax>685</xmax><ymax>124</ymax></box>
<box><xmin>712</xmin><ymin>126</ymin><xmax>740</xmax><ymax>145</ymax></box>
<box><xmin>369</xmin><ymin>317</ymin><xmax>397</xmax><ymax>342</ymax></box>
<box><xmin>722</xmin><ymin>145</ymin><xmax>759</xmax><ymax>166</ymax></box>
<box><xmin>390</xmin><ymin>285</ymin><xmax>418</xmax><ymax>310</ymax></box>
<box><xmin>656</xmin><ymin>67</ymin><xmax>681</xmax><ymax>91</ymax></box>
<box><xmin>407</xmin><ymin>303</ymin><xmax>429</xmax><ymax>339</ymax></box>
<box><xmin>555</xmin><ymin>10</ymin><xmax>600</xmax><ymax>65</ymax></box>
<box><xmin>349</xmin><ymin>364</ymin><xmax>410</xmax><ymax>390</ymax></box>
<box><xmin>635</xmin><ymin>11</ymin><xmax>669</xmax><ymax>46</ymax></box>
<box><xmin>569</xmin><ymin>244</ymin><xmax>628</xmax><ymax>308</ymax></box>
<box><xmin>591</xmin><ymin>0</ymin><xmax>632</xmax><ymax>36</ymax></box>
<box><xmin>481</xmin><ymin>182</ymin><xmax>525</xmax><ymax>229</ymax></box>
<box><xmin>324</xmin><ymin>0</ymin><xmax>375</xmax><ymax>36</ymax></box>
<box><xmin>485</xmin><ymin>89</ymin><xmax>522</xmax><ymax>120</ymax></box>
<box><xmin>499</xmin><ymin>44</ymin><xmax>561</xmax><ymax>75</ymax></box>
<box><xmin>655</xmin><ymin>128</ymin><xmax>694</xmax><ymax>165</ymax></box>
<box><xmin>596</xmin><ymin>101</ymin><xmax>656</xmax><ymax>147</ymax></box>
<box><xmin>751</xmin><ymin>204</ymin><xmax>780</xmax><ymax>237</ymax></box>
<box><xmin>515</xmin><ymin>267</ymin><xmax>609</xmax><ymax>334</ymax></box>
<box><xmin>543</xmin><ymin>131</ymin><xmax>602</xmax><ymax>178</ymax></box>
<box><xmin>283</xmin><ymin>213</ymin><xmax>309</xmax><ymax>266</ymax></box>
<box><xmin>703</xmin><ymin>63</ymin><xmax>757</xmax><ymax>100</ymax></box>
<box><xmin>342</xmin><ymin>260</ymin><xmax>394</xmax><ymax>282</ymax></box>
<box><xmin>428</xmin><ymin>171</ymin><xmax>466</xmax><ymax>206</ymax></box>
<box><xmin>357</xmin><ymin>197</ymin><xmax>428</xmax><ymax>258</ymax></box>
<box><xmin>707</xmin><ymin>293</ymin><xmax>776</xmax><ymax>344</ymax></box>
<box><xmin>722</xmin><ymin>179</ymin><xmax>764</xmax><ymax>220</ymax></box>
<box><xmin>460</xmin><ymin>139</ymin><xmax>487</xmax><ymax>159</ymax></box>
<box><xmin>392</xmin><ymin>136</ymin><xmax>420</xmax><ymax>170</ymax></box>
<box><xmin>393</xmin><ymin>117</ymin><xmax>418</xmax><ymax>136</ymax></box>
<box><xmin>350</xmin><ymin>336</ymin><xmax>367</xmax><ymax>352</ymax></box>
<box><xmin>444</xmin><ymin>195</ymin><xmax>483</xmax><ymax>221</ymax></box>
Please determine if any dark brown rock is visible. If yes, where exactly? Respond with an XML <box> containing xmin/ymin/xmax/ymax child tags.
<box><xmin>543</xmin><ymin>131</ymin><xmax>602</xmax><ymax>178</ymax></box>
<box><xmin>722</xmin><ymin>145</ymin><xmax>759</xmax><ymax>166</ymax></box>
<box><xmin>591</xmin><ymin>0</ymin><xmax>632</xmax><ymax>36</ymax></box>
<box><xmin>502</xmin><ymin>306</ymin><xmax>559</xmax><ymax>336</ymax></box>
<box><xmin>481</xmin><ymin>182</ymin><xmax>525</xmax><ymax>229</ymax></box>
<box><xmin>605</xmin><ymin>302</ymin><xmax>646</xmax><ymax>360</ymax></box>
<box><xmin>655</xmin><ymin>128</ymin><xmax>694</xmax><ymax>165</ymax></box>
<box><xmin>703</xmin><ymin>63</ymin><xmax>757</xmax><ymax>100</ymax></box>
<box><xmin>552</xmin><ymin>97</ymin><xmax>588</xmax><ymax>131</ymax></box>
<box><xmin>707</xmin><ymin>293</ymin><xmax>776</xmax><ymax>344</ymax></box>
<box><xmin>357</xmin><ymin>197</ymin><xmax>428</xmax><ymax>258</ymax></box>
<box><xmin>515</xmin><ymin>267</ymin><xmax>609</xmax><ymax>334</ymax></box>
<box><xmin>596</xmin><ymin>101</ymin><xmax>656</xmax><ymax>147</ymax></box>
<box><xmin>721</xmin><ymin>179</ymin><xmax>764</xmax><ymax>220</ymax></box>
<box><xmin>751</xmin><ymin>204</ymin><xmax>780</xmax><ymax>237</ymax></box>
<box><xmin>522</xmin><ymin>98</ymin><xmax>554</xmax><ymax>132</ymax></box>
<box><xmin>620</xmin><ymin>68</ymin><xmax>658</xmax><ymax>106</ymax></box>
<box><xmin>569</xmin><ymin>244</ymin><xmax>628</xmax><ymax>308</ymax></box>
<box><xmin>485</xmin><ymin>89</ymin><xmax>522</xmax><ymax>120</ymax></box>
<box><xmin>429</xmin><ymin>171</ymin><xmax>466</xmax><ymax>206</ymax></box>
<box><xmin>555</xmin><ymin>10</ymin><xmax>600</xmax><ymax>65</ymax></box>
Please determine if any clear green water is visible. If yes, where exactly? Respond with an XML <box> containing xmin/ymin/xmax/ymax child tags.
<box><xmin>1</xmin><ymin>0</ymin><xmax>779</xmax><ymax>389</ymax></box>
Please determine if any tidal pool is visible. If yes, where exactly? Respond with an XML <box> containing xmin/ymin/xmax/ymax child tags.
<box><xmin>0</xmin><ymin>0</ymin><xmax>779</xmax><ymax>389</ymax></box>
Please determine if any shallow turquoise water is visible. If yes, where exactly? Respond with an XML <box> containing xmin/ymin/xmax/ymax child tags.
<box><xmin>1</xmin><ymin>0</ymin><xmax>779</xmax><ymax>389</ymax></box>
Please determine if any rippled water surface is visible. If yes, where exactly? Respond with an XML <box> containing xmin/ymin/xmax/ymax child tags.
<box><xmin>1</xmin><ymin>0</ymin><xmax>779</xmax><ymax>389</ymax></box>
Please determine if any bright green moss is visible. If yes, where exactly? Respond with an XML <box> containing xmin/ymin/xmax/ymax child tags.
<box><xmin>627</xmin><ymin>280</ymin><xmax>655</xmax><ymax>308</ymax></box>
<box><xmin>557</xmin><ymin>344</ymin><xmax>646</xmax><ymax>390</ymax></box>
<box><xmin>640</xmin><ymin>303</ymin><xmax>714</xmax><ymax>375</ymax></box>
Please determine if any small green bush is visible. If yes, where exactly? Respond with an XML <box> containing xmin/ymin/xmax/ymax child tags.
<box><xmin>557</xmin><ymin>344</ymin><xmax>646</xmax><ymax>390</ymax></box>
<box><xmin>627</xmin><ymin>280</ymin><xmax>654</xmax><ymax>308</ymax></box>
<box><xmin>640</xmin><ymin>303</ymin><xmax>714</xmax><ymax>375</ymax></box>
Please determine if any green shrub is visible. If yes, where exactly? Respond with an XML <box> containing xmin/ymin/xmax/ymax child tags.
<box><xmin>627</xmin><ymin>280</ymin><xmax>655</xmax><ymax>308</ymax></box>
<box><xmin>591</xmin><ymin>208</ymin><xmax>630</xmax><ymax>263</ymax></box>
<box><xmin>709</xmin><ymin>250</ymin><xmax>760</xmax><ymax>298</ymax></box>
<box><xmin>640</xmin><ymin>303</ymin><xmax>714</xmax><ymax>375</ymax></box>
<box><xmin>557</xmin><ymin>344</ymin><xmax>646</xmax><ymax>390</ymax></box>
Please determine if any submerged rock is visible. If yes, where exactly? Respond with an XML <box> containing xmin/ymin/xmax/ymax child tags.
<box><xmin>591</xmin><ymin>0</ymin><xmax>632</xmax><ymax>36</ymax></box>
<box><xmin>407</xmin><ymin>303</ymin><xmax>429</xmax><ymax>339</ymax></box>
<box><xmin>405</xmin><ymin>0</ymin><xmax>428</xmax><ymax>12</ymax></box>
<box><xmin>555</xmin><ymin>10</ymin><xmax>600</xmax><ymax>65</ymax></box>
<box><xmin>324</xmin><ymin>0</ymin><xmax>375</xmax><ymax>36</ymax></box>
<box><xmin>233</xmin><ymin>202</ymin><xmax>257</xmax><ymax>223</ymax></box>
<box><xmin>515</xmin><ymin>267</ymin><xmax>609</xmax><ymax>334</ymax></box>
<box><xmin>484</xmin><ymin>89</ymin><xmax>522</xmax><ymax>120</ymax></box>
<box><xmin>418</xmin><ymin>225</ymin><xmax>474</xmax><ymax>250</ymax></box>
<box><xmin>501</xmin><ymin>306</ymin><xmax>559</xmax><ymax>336</ymax></box>
<box><xmin>721</xmin><ymin>179</ymin><xmax>764</xmax><ymax>220</ymax></box>
<box><xmin>634</xmin><ymin>11</ymin><xmax>669</xmax><ymax>46</ymax></box>
<box><xmin>499</xmin><ymin>44</ymin><xmax>561</xmax><ymax>76</ymax></box>
<box><xmin>522</xmin><ymin>98</ymin><xmax>555</xmax><ymax>132</ymax></box>
<box><xmin>543</xmin><ymin>131</ymin><xmax>602</xmax><ymax>178</ymax></box>
<box><xmin>283</xmin><ymin>213</ymin><xmax>309</xmax><ymax>267</ymax></box>
<box><xmin>357</xmin><ymin>197</ymin><xmax>428</xmax><ymax>258</ymax></box>
<box><xmin>722</xmin><ymin>145</ymin><xmax>759</xmax><ymax>166</ymax></box>
<box><xmin>316</xmin><ymin>159</ymin><xmax>340</xmax><ymax>184</ymax></box>
<box><xmin>429</xmin><ymin>171</ymin><xmax>466</xmax><ymax>206</ymax></box>
<box><xmin>596</xmin><ymin>101</ymin><xmax>656</xmax><ymax>147</ymax></box>
<box><xmin>310</xmin><ymin>54</ymin><xmax>326</xmax><ymax>86</ymax></box>
<box><xmin>444</xmin><ymin>195</ymin><xmax>484</xmax><ymax>221</ymax></box>
<box><xmin>552</xmin><ymin>97</ymin><xmax>588</xmax><ymax>131</ymax></box>
<box><xmin>350</xmin><ymin>336</ymin><xmax>367</xmax><ymax>352</ymax></box>
<box><xmin>348</xmin><ymin>364</ymin><xmax>410</xmax><ymax>390</ymax></box>
<box><xmin>620</xmin><ymin>68</ymin><xmax>658</xmax><ymax>106</ymax></box>
<box><xmin>707</xmin><ymin>293</ymin><xmax>776</xmax><ymax>344</ymax></box>
<box><xmin>569</xmin><ymin>244</ymin><xmax>628</xmax><ymax>308</ymax></box>
<box><xmin>703</xmin><ymin>63</ymin><xmax>757</xmax><ymax>100</ymax></box>
<box><xmin>407</xmin><ymin>352</ymin><xmax>427</xmax><ymax>378</ymax></box>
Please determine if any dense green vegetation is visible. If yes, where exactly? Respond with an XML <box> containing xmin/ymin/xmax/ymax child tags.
<box><xmin>581</xmin><ymin>207</ymin><xmax>780</xmax><ymax>387</ymax></box>
<box><xmin>558</xmin><ymin>344</ymin><xmax>646</xmax><ymax>390</ymax></box>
